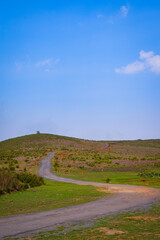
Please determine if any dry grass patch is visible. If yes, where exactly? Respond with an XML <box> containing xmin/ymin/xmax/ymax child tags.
<box><xmin>97</xmin><ymin>227</ymin><xmax>127</xmax><ymax>235</ymax></box>
<box><xmin>125</xmin><ymin>216</ymin><xmax>160</xmax><ymax>221</ymax></box>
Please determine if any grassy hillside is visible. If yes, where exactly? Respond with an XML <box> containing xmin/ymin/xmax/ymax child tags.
<box><xmin>0</xmin><ymin>134</ymin><xmax>110</xmax><ymax>215</ymax></box>
<box><xmin>0</xmin><ymin>134</ymin><xmax>160</xmax><ymax>237</ymax></box>
<box><xmin>51</xmin><ymin>138</ymin><xmax>160</xmax><ymax>187</ymax></box>
<box><xmin>0</xmin><ymin>133</ymin><xmax>102</xmax><ymax>173</ymax></box>
<box><xmin>52</xmin><ymin>139</ymin><xmax>160</xmax><ymax>171</ymax></box>
<box><xmin>0</xmin><ymin>134</ymin><xmax>160</xmax><ymax>187</ymax></box>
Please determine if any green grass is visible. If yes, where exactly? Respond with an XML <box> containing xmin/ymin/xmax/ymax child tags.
<box><xmin>56</xmin><ymin>168</ymin><xmax>160</xmax><ymax>188</ymax></box>
<box><xmin>0</xmin><ymin>133</ymin><xmax>102</xmax><ymax>173</ymax></box>
<box><xmin>0</xmin><ymin>179</ymin><xmax>110</xmax><ymax>216</ymax></box>
<box><xmin>12</xmin><ymin>201</ymin><xmax>160</xmax><ymax>240</ymax></box>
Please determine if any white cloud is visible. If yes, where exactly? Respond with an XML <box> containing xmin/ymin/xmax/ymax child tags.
<box><xmin>120</xmin><ymin>5</ymin><xmax>129</xmax><ymax>18</ymax></box>
<box><xmin>35</xmin><ymin>58</ymin><xmax>60</xmax><ymax>72</ymax></box>
<box><xmin>139</xmin><ymin>50</ymin><xmax>154</xmax><ymax>60</ymax></box>
<box><xmin>115</xmin><ymin>61</ymin><xmax>145</xmax><ymax>74</ymax></box>
<box><xmin>116</xmin><ymin>50</ymin><xmax>160</xmax><ymax>74</ymax></box>
<box><xmin>36</xmin><ymin>59</ymin><xmax>51</xmax><ymax>67</ymax></box>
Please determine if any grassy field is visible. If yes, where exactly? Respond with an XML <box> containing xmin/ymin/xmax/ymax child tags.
<box><xmin>1</xmin><ymin>134</ymin><xmax>160</xmax><ymax>175</ymax></box>
<box><xmin>0</xmin><ymin>134</ymin><xmax>160</xmax><ymax>218</ymax></box>
<box><xmin>0</xmin><ymin>134</ymin><xmax>160</xmax><ymax>239</ymax></box>
<box><xmin>56</xmin><ymin>169</ymin><xmax>160</xmax><ymax>188</ymax></box>
<box><xmin>0</xmin><ymin>134</ymin><xmax>102</xmax><ymax>174</ymax></box>
<box><xmin>11</xmin><ymin>201</ymin><xmax>160</xmax><ymax>240</ymax></box>
<box><xmin>51</xmin><ymin>139</ymin><xmax>160</xmax><ymax>188</ymax></box>
<box><xmin>0</xmin><ymin>178</ymin><xmax>110</xmax><ymax>216</ymax></box>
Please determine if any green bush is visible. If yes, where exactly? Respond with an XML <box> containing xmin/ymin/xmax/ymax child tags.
<box><xmin>17</xmin><ymin>172</ymin><xmax>44</xmax><ymax>188</ymax></box>
<box><xmin>138</xmin><ymin>169</ymin><xmax>160</xmax><ymax>178</ymax></box>
<box><xmin>86</xmin><ymin>161</ymin><xmax>95</xmax><ymax>167</ymax></box>
<box><xmin>54</xmin><ymin>161</ymin><xmax>59</xmax><ymax>169</ymax></box>
<box><xmin>106</xmin><ymin>177</ymin><xmax>110</xmax><ymax>183</ymax></box>
<box><xmin>0</xmin><ymin>168</ymin><xmax>44</xmax><ymax>196</ymax></box>
<box><xmin>131</xmin><ymin>156</ymin><xmax>139</xmax><ymax>161</ymax></box>
<box><xmin>78</xmin><ymin>165</ymin><xmax>84</xmax><ymax>169</ymax></box>
<box><xmin>0</xmin><ymin>169</ymin><xmax>23</xmax><ymax>195</ymax></box>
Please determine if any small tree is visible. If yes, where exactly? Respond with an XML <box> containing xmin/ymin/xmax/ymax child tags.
<box><xmin>36</xmin><ymin>131</ymin><xmax>40</xmax><ymax>134</ymax></box>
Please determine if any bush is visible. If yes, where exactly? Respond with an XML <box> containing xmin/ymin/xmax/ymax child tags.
<box><xmin>0</xmin><ymin>168</ymin><xmax>44</xmax><ymax>196</ymax></box>
<box><xmin>78</xmin><ymin>165</ymin><xmax>84</xmax><ymax>169</ymax></box>
<box><xmin>131</xmin><ymin>156</ymin><xmax>139</xmax><ymax>161</ymax></box>
<box><xmin>0</xmin><ymin>169</ymin><xmax>23</xmax><ymax>195</ymax></box>
<box><xmin>138</xmin><ymin>169</ymin><xmax>160</xmax><ymax>178</ymax></box>
<box><xmin>54</xmin><ymin>161</ymin><xmax>59</xmax><ymax>169</ymax></box>
<box><xmin>86</xmin><ymin>161</ymin><xmax>95</xmax><ymax>167</ymax></box>
<box><xmin>106</xmin><ymin>177</ymin><xmax>110</xmax><ymax>183</ymax></box>
<box><xmin>17</xmin><ymin>172</ymin><xmax>44</xmax><ymax>188</ymax></box>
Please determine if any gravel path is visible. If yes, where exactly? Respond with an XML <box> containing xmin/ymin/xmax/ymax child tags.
<box><xmin>0</xmin><ymin>152</ymin><xmax>160</xmax><ymax>239</ymax></box>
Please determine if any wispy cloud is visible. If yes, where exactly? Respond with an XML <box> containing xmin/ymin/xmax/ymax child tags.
<box><xmin>108</xmin><ymin>17</ymin><xmax>114</xmax><ymax>24</ymax></box>
<box><xmin>115</xmin><ymin>50</ymin><xmax>160</xmax><ymax>74</ymax></box>
<box><xmin>97</xmin><ymin>14</ymin><xmax>104</xmax><ymax>19</ymax></box>
<box><xmin>97</xmin><ymin>5</ymin><xmax>129</xmax><ymax>25</ymax></box>
<box><xmin>120</xmin><ymin>5</ymin><xmax>129</xmax><ymax>18</ymax></box>
<box><xmin>15</xmin><ymin>57</ymin><xmax>60</xmax><ymax>73</ymax></box>
<box><xmin>36</xmin><ymin>59</ymin><xmax>52</xmax><ymax>67</ymax></box>
<box><xmin>35</xmin><ymin>58</ymin><xmax>60</xmax><ymax>72</ymax></box>
<box><xmin>15</xmin><ymin>62</ymin><xmax>23</xmax><ymax>72</ymax></box>
<box><xmin>54</xmin><ymin>58</ymin><xmax>60</xmax><ymax>64</ymax></box>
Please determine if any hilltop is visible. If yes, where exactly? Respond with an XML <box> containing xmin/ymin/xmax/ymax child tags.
<box><xmin>0</xmin><ymin>134</ymin><xmax>160</xmax><ymax>175</ymax></box>
<box><xmin>0</xmin><ymin>133</ymin><xmax>103</xmax><ymax>173</ymax></box>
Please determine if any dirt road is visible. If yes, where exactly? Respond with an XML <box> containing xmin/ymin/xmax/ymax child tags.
<box><xmin>0</xmin><ymin>152</ymin><xmax>160</xmax><ymax>239</ymax></box>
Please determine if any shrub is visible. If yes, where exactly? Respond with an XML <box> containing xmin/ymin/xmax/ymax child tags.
<box><xmin>9</xmin><ymin>165</ymin><xmax>15</xmax><ymax>171</ymax></box>
<box><xmin>130</xmin><ymin>156</ymin><xmax>139</xmax><ymax>161</ymax></box>
<box><xmin>61</xmin><ymin>146</ymin><xmax>69</xmax><ymax>151</ymax></box>
<box><xmin>138</xmin><ymin>169</ymin><xmax>160</xmax><ymax>178</ymax></box>
<box><xmin>78</xmin><ymin>165</ymin><xmax>84</xmax><ymax>169</ymax></box>
<box><xmin>17</xmin><ymin>172</ymin><xmax>44</xmax><ymax>188</ymax></box>
<box><xmin>106</xmin><ymin>177</ymin><xmax>110</xmax><ymax>183</ymax></box>
<box><xmin>0</xmin><ymin>168</ymin><xmax>44</xmax><ymax>196</ymax></box>
<box><xmin>54</xmin><ymin>161</ymin><xmax>59</xmax><ymax>168</ymax></box>
<box><xmin>54</xmin><ymin>153</ymin><xmax>58</xmax><ymax>160</ymax></box>
<box><xmin>86</xmin><ymin>161</ymin><xmax>95</xmax><ymax>167</ymax></box>
<box><xmin>0</xmin><ymin>169</ymin><xmax>23</xmax><ymax>195</ymax></box>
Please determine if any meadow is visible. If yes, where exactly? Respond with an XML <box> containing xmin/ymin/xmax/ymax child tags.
<box><xmin>52</xmin><ymin>139</ymin><xmax>160</xmax><ymax>188</ymax></box>
<box><xmin>0</xmin><ymin>179</ymin><xmax>109</xmax><ymax>216</ymax></box>
<box><xmin>0</xmin><ymin>134</ymin><xmax>160</xmax><ymax>240</ymax></box>
<box><xmin>15</xmin><ymin>201</ymin><xmax>160</xmax><ymax>240</ymax></box>
<box><xmin>0</xmin><ymin>134</ymin><xmax>110</xmax><ymax>216</ymax></box>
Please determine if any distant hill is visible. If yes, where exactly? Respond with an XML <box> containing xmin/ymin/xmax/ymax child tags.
<box><xmin>0</xmin><ymin>134</ymin><xmax>160</xmax><ymax>174</ymax></box>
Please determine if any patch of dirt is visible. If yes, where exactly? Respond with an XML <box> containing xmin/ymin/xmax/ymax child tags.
<box><xmin>97</xmin><ymin>227</ymin><xmax>127</xmax><ymax>235</ymax></box>
<box><xmin>96</xmin><ymin>188</ymin><xmax>109</xmax><ymax>193</ymax></box>
<box><xmin>125</xmin><ymin>216</ymin><xmax>160</xmax><ymax>220</ymax></box>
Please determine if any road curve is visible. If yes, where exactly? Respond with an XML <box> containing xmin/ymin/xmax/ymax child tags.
<box><xmin>0</xmin><ymin>152</ymin><xmax>160</xmax><ymax>239</ymax></box>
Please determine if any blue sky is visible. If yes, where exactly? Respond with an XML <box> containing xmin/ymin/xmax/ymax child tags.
<box><xmin>1</xmin><ymin>0</ymin><xmax>160</xmax><ymax>141</ymax></box>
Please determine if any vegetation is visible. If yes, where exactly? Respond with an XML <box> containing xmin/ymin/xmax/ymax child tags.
<box><xmin>138</xmin><ymin>169</ymin><xmax>160</xmax><ymax>178</ymax></box>
<box><xmin>0</xmin><ymin>168</ymin><xmax>44</xmax><ymax>195</ymax></box>
<box><xmin>0</xmin><ymin>134</ymin><xmax>160</xmax><ymax>218</ymax></box>
<box><xmin>0</xmin><ymin>179</ymin><xmax>110</xmax><ymax>216</ymax></box>
<box><xmin>56</xmin><ymin>169</ymin><xmax>160</xmax><ymax>188</ymax></box>
<box><xmin>0</xmin><ymin>134</ymin><xmax>102</xmax><ymax>174</ymax></box>
<box><xmin>13</xmin><ymin>201</ymin><xmax>160</xmax><ymax>240</ymax></box>
<box><xmin>50</xmin><ymin>138</ymin><xmax>160</xmax><ymax>188</ymax></box>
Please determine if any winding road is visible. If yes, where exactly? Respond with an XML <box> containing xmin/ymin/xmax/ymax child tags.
<box><xmin>0</xmin><ymin>152</ymin><xmax>160</xmax><ymax>239</ymax></box>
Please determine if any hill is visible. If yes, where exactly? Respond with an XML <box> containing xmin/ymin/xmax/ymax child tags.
<box><xmin>0</xmin><ymin>134</ymin><xmax>160</xmax><ymax>174</ymax></box>
<box><xmin>0</xmin><ymin>133</ymin><xmax>102</xmax><ymax>173</ymax></box>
